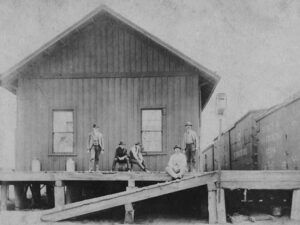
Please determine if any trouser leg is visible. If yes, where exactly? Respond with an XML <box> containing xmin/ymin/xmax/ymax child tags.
<box><xmin>131</xmin><ymin>159</ymin><xmax>145</xmax><ymax>171</ymax></box>
<box><xmin>94</xmin><ymin>146</ymin><xmax>101</xmax><ymax>171</ymax></box>
<box><xmin>95</xmin><ymin>155</ymin><xmax>100</xmax><ymax>171</ymax></box>
<box><xmin>89</xmin><ymin>148</ymin><xmax>95</xmax><ymax>171</ymax></box>
<box><xmin>185</xmin><ymin>146</ymin><xmax>191</xmax><ymax>172</ymax></box>
<box><xmin>125</xmin><ymin>158</ymin><xmax>130</xmax><ymax>170</ymax></box>
<box><xmin>112</xmin><ymin>158</ymin><xmax>117</xmax><ymax>170</ymax></box>
<box><xmin>165</xmin><ymin>166</ymin><xmax>178</xmax><ymax>179</ymax></box>
<box><xmin>141</xmin><ymin>161</ymin><xmax>147</xmax><ymax>171</ymax></box>
<box><xmin>191</xmin><ymin>150</ymin><xmax>196</xmax><ymax>172</ymax></box>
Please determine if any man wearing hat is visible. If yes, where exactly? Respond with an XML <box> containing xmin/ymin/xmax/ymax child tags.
<box><xmin>166</xmin><ymin>145</ymin><xmax>187</xmax><ymax>179</ymax></box>
<box><xmin>87</xmin><ymin>124</ymin><xmax>104</xmax><ymax>172</ymax></box>
<box><xmin>182</xmin><ymin>121</ymin><xmax>198</xmax><ymax>172</ymax></box>
<box><xmin>112</xmin><ymin>141</ymin><xmax>130</xmax><ymax>171</ymax></box>
<box><xmin>129</xmin><ymin>142</ymin><xmax>148</xmax><ymax>172</ymax></box>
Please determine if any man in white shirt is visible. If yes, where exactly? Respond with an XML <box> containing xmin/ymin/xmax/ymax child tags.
<box><xmin>166</xmin><ymin>145</ymin><xmax>187</xmax><ymax>179</ymax></box>
<box><xmin>87</xmin><ymin>124</ymin><xmax>104</xmax><ymax>172</ymax></box>
<box><xmin>129</xmin><ymin>142</ymin><xmax>148</xmax><ymax>172</ymax></box>
<box><xmin>182</xmin><ymin>121</ymin><xmax>198</xmax><ymax>172</ymax></box>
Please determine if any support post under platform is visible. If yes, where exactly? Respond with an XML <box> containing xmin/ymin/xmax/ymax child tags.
<box><xmin>0</xmin><ymin>183</ymin><xmax>8</xmax><ymax>211</ymax></box>
<box><xmin>54</xmin><ymin>181</ymin><xmax>65</xmax><ymax>208</ymax></box>
<box><xmin>216</xmin><ymin>188</ymin><xmax>226</xmax><ymax>224</ymax></box>
<box><xmin>124</xmin><ymin>180</ymin><xmax>136</xmax><ymax>224</ymax></box>
<box><xmin>291</xmin><ymin>189</ymin><xmax>300</xmax><ymax>221</ymax></box>
<box><xmin>208</xmin><ymin>182</ymin><xmax>217</xmax><ymax>224</ymax></box>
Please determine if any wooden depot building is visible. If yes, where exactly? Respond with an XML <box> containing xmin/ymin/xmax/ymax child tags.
<box><xmin>1</xmin><ymin>6</ymin><xmax>219</xmax><ymax>172</ymax></box>
<box><xmin>2</xmin><ymin>6</ymin><xmax>300</xmax><ymax>224</ymax></box>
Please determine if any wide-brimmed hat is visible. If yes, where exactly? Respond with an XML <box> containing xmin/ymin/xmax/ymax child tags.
<box><xmin>92</xmin><ymin>124</ymin><xmax>99</xmax><ymax>128</ymax></box>
<box><xmin>185</xmin><ymin>121</ymin><xmax>192</xmax><ymax>127</ymax></box>
<box><xmin>173</xmin><ymin>145</ymin><xmax>182</xmax><ymax>150</ymax></box>
<box><xmin>135</xmin><ymin>142</ymin><xmax>140</xmax><ymax>146</ymax></box>
<box><xmin>119</xmin><ymin>141</ymin><xmax>125</xmax><ymax>145</ymax></box>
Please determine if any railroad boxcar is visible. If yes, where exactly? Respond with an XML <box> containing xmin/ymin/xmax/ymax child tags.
<box><xmin>256</xmin><ymin>94</ymin><xmax>300</xmax><ymax>170</ymax></box>
<box><xmin>202</xmin><ymin>109</ymin><xmax>265</xmax><ymax>171</ymax></box>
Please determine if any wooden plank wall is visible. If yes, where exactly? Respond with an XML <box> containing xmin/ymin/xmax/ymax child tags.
<box><xmin>28</xmin><ymin>14</ymin><xmax>190</xmax><ymax>76</ymax></box>
<box><xmin>16</xmin><ymin>75</ymin><xmax>199</xmax><ymax>171</ymax></box>
<box><xmin>16</xmin><ymin>13</ymin><xmax>202</xmax><ymax>171</ymax></box>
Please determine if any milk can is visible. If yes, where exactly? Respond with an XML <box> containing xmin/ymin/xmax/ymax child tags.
<box><xmin>31</xmin><ymin>158</ymin><xmax>41</xmax><ymax>172</ymax></box>
<box><xmin>66</xmin><ymin>158</ymin><xmax>75</xmax><ymax>172</ymax></box>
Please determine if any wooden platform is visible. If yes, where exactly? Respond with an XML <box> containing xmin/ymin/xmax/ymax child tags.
<box><xmin>0</xmin><ymin>170</ymin><xmax>174</xmax><ymax>182</ymax></box>
<box><xmin>1</xmin><ymin>170</ymin><xmax>300</xmax><ymax>188</ymax></box>
<box><xmin>1</xmin><ymin>170</ymin><xmax>300</xmax><ymax>224</ymax></box>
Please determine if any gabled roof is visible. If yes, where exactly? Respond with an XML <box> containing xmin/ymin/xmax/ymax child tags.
<box><xmin>0</xmin><ymin>5</ymin><xmax>220</xmax><ymax>107</ymax></box>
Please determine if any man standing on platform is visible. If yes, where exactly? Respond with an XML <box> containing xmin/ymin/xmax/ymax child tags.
<box><xmin>182</xmin><ymin>121</ymin><xmax>198</xmax><ymax>172</ymax></box>
<box><xmin>87</xmin><ymin>124</ymin><xmax>104</xmax><ymax>172</ymax></box>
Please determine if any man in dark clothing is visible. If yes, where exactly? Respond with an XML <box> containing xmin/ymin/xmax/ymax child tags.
<box><xmin>112</xmin><ymin>141</ymin><xmax>130</xmax><ymax>171</ymax></box>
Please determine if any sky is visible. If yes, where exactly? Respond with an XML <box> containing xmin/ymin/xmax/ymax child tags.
<box><xmin>1</xmin><ymin>0</ymin><xmax>300</xmax><ymax>168</ymax></box>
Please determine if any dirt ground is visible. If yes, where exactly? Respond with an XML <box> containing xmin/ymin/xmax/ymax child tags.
<box><xmin>0</xmin><ymin>210</ymin><xmax>299</xmax><ymax>225</ymax></box>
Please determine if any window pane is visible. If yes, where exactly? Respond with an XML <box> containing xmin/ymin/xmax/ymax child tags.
<box><xmin>142</xmin><ymin>110</ymin><xmax>162</xmax><ymax>130</ymax></box>
<box><xmin>53</xmin><ymin>111</ymin><xmax>73</xmax><ymax>132</ymax></box>
<box><xmin>142</xmin><ymin>131</ymin><xmax>162</xmax><ymax>152</ymax></box>
<box><xmin>53</xmin><ymin>133</ymin><xmax>73</xmax><ymax>153</ymax></box>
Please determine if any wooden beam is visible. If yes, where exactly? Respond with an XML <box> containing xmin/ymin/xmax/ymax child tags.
<box><xmin>0</xmin><ymin>171</ymin><xmax>181</xmax><ymax>182</ymax></box>
<box><xmin>220</xmin><ymin>171</ymin><xmax>300</xmax><ymax>190</ymax></box>
<box><xmin>207</xmin><ymin>182</ymin><xmax>217</xmax><ymax>224</ymax></box>
<box><xmin>54</xmin><ymin>181</ymin><xmax>65</xmax><ymax>208</ymax></box>
<box><xmin>0</xmin><ymin>183</ymin><xmax>8</xmax><ymax>211</ymax></box>
<box><xmin>29</xmin><ymin>71</ymin><xmax>197</xmax><ymax>79</ymax></box>
<box><xmin>221</xmin><ymin>181</ymin><xmax>300</xmax><ymax>190</ymax></box>
<box><xmin>291</xmin><ymin>189</ymin><xmax>300</xmax><ymax>221</ymax></box>
<box><xmin>41</xmin><ymin>173</ymin><xmax>217</xmax><ymax>222</ymax></box>
<box><xmin>216</xmin><ymin>188</ymin><xmax>226</xmax><ymax>224</ymax></box>
<box><xmin>221</xmin><ymin>170</ymin><xmax>300</xmax><ymax>182</ymax></box>
<box><xmin>125</xmin><ymin>180</ymin><xmax>136</xmax><ymax>224</ymax></box>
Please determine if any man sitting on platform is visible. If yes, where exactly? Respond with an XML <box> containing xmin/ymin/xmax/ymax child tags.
<box><xmin>129</xmin><ymin>142</ymin><xmax>149</xmax><ymax>172</ymax></box>
<box><xmin>112</xmin><ymin>141</ymin><xmax>130</xmax><ymax>171</ymax></box>
<box><xmin>166</xmin><ymin>145</ymin><xmax>187</xmax><ymax>179</ymax></box>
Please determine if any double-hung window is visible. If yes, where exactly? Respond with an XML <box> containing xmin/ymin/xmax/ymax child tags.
<box><xmin>141</xmin><ymin>109</ymin><xmax>163</xmax><ymax>152</ymax></box>
<box><xmin>52</xmin><ymin>110</ymin><xmax>74</xmax><ymax>153</ymax></box>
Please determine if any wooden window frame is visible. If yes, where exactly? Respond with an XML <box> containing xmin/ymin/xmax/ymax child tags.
<box><xmin>140</xmin><ymin>106</ymin><xmax>167</xmax><ymax>155</ymax></box>
<box><xmin>49</xmin><ymin>108</ymin><xmax>77</xmax><ymax>156</ymax></box>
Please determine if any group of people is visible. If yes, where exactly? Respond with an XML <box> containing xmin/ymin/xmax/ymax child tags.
<box><xmin>87</xmin><ymin>121</ymin><xmax>198</xmax><ymax>179</ymax></box>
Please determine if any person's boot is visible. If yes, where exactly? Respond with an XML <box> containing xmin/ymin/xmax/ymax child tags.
<box><xmin>191</xmin><ymin>161</ymin><xmax>196</xmax><ymax>173</ymax></box>
<box><xmin>187</xmin><ymin>162</ymin><xmax>191</xmax><ymax>172</ymax></box>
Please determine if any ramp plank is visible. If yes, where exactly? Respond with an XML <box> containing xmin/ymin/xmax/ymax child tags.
<box><xmin>41</xmin><ymin>173</ymin><xmax>216</xmax><ymax>222</ymax></box>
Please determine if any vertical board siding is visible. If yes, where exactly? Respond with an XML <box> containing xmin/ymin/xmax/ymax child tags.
<box><xmin>17</xmin><ymin>76</ymin><xmax>199</xmax><ymax>171</ymax></box>
<box><xmin>16</xmin><ymin>14</ymin><xmax>204</xmax><ymax>172</ymax></box>
<box><xmin>31</xmin><ymin>16</ymin><xmax>194</xmax><ymax>75</ymax></box>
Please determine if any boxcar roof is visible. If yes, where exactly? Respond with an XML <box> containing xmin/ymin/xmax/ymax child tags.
<box><xmin>0</xmin><ymin>5</ymin><xmax>219</xmax><ymax>109</ymax></box>
<box><xmin>256</xmin><ymin>91</ymin><xmax>300</xmax><ymax>121</ymax></box>
<box><xmin>211</xmin><ymin>109</ymin><xmax>267</xmax><ymax>142</ymax></box>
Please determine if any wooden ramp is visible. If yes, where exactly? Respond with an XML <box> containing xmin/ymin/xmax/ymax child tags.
<box><xmin>41</xmin><ymin>172</ymin><xmax>217</xmax><ymax>222</ymax></box>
